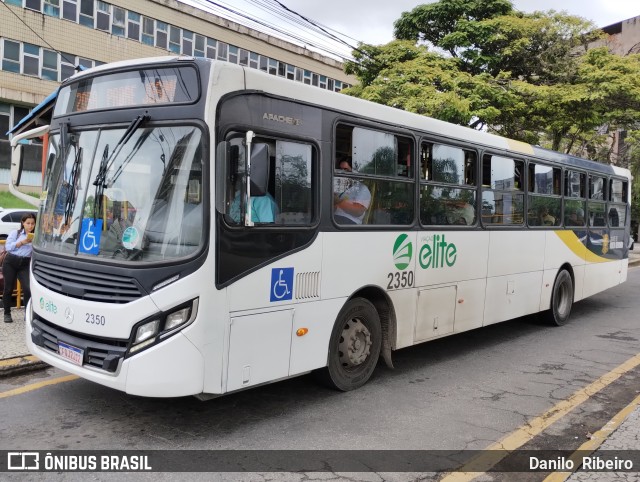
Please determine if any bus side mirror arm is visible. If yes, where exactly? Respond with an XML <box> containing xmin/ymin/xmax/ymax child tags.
<box><xmin>9</xmin><ymin>124</ymin><xmax>49</xmax><ymax>207</ymax></box>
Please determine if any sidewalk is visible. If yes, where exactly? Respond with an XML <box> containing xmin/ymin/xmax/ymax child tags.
<box><xmin>0</xmin><ymin>307</ymin><xmax>47</xmax><ymax>376</ymax></box>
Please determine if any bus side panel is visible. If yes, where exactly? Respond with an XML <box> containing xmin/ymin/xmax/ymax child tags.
<box><xmin>226</xmin><ymin>236</ymin><xmax>324</xmax><ymax>312</ymax></box>
<box><xmin>321</xmin><ymin>232</ymin><xmax>413</xmax><ymax>299</ymax></box>
<box><xmin>544</xmin><ymin>230</ymin><xmax>587</xmax><ymax>301</ymax></box>
<box><xmin>583</xmin><ymin>260</ymin><xmax>624</xmax><ymax>299</ymax></box>
<box><xmin>289</xmin><ymin>298</ymin><xmax>346</xmax><ymax>375</ymax></box>
<box><xmin>453</xmin><ymin>278</ymin><xmax>487</xmax><ymax>333</ymax></box>
<box><xmin>484</xmin><ymin>231</ymin><xmax>545</xmax><ymax>325</ymax></box>
<box><xmin>484</xmin><ymin>272</ymin><xmax>543</xmax><ymax>326</ymax></box>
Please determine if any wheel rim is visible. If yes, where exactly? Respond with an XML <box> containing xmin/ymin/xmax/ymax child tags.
<box><xmin>338</xmin><ymin>317</ymin><xmax>372</xmax><ymax>369</ymax></box>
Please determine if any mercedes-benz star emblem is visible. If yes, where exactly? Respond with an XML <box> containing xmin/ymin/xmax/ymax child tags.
<box><xmin>64</xmin><ymin>307</ymin><xmax>74</xmax><ymax>324</ymax></box>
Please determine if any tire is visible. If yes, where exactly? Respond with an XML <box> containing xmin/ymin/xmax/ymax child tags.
<box><xmin>316</xmin><ymin>298</ymin><xmax>382</xmax><ymax>391</ymax></box>
<box><xmin>547</xmin><ymin>269</ymin><xmax>574</xmax><ymax>326</ymax></box>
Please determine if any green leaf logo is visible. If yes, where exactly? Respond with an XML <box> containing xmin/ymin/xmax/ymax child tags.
<box><xmin>393</xmin><ymin>234</ymin><xmax>412</xmax><ymax>270</ymax></box>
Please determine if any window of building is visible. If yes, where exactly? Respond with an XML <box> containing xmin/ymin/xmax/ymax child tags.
<box><xmin>78</xmin><ymin>57</ymin><xmax>93</xmax><ymax>69</ymax></box>
<box><xmin>277</xmin><ymin>61</ymin><xmax>285</xmax><ymax>77</ymax></box>
<box><xmin>206</xmin><ymin>38</ymin><xmax>216</xmax><ymax>59</ymax></box>
<box><xmin>96</xmin><ymin>1</ymin><xmax>110</xmax><ymax>31</ymax></box>
<box><xmin>169</xmin><ymin>25</ymin><xmax>181</xmax><ymax>53</ymax></box>
<box><xmin>328</xmin><ymin>78</ymin><xmax>334</xmax><ymax>91</ymax></box>
<box><xmin>155</xmin><ymin>21</ymin><xmax>167</xmax><ymax>49</ymax></box>
<box><xmin>141</xmin><ymin>17</ymin><xmax>154</xmax><ymax>45</ymax></box>
<box><xmin>334</xmin><ymin>80</ymin><xmax>342</xmax><ymax>92</ymax></box>
<box><xmin>182</xmin><ymin>29</ymin><xmax>193</xmax><ymax>56</ymax></box>
<box><xmin>42</xmin><ymin>49</ymin><xmax>59</xmax><ymax>81</ymax></box>
<box><xmin>249</xmin><ymin>52</ymin><xmax>258</xmax><ymax>69</ymax></box>
<box><xmin>44</xmin><ymin>0</ymin><xmax>60</xmax><ymax>17</ymax></box>
<box><xmin>527</xmin><ymin>163</ymin><xmax>561</xmax><ymax>227</ymax></box>
<box><xmin>194</xmin><ymin>34</ymin><xmax>205</xmax><ymax>57</ymax></box>
<box><xmin>111</xmin><ymin>6</ymin><xmax>125</xmax><ymax>37</ymax></box>
<box><xmin>303</xmin><ymin>70</ymin><xmax>312</xmax><ymax>84</ymax></box>
<box><xmin>60</xmin><ymin>52</ymin><xmax>75</xmax><ymax>80</ymax></box>
<box><xmin>2</xmin><ymin>40</ymin><xmax>21</xmax><ymax>73</ymax></box>
<box><xmin>62</xmin><ymin>0</ymin><xmax>76</xmax><ymax>21</ymax></box>
<box><xmin>23</xmin><ymin>43</ymin><xmax>40</xmax><ymax>76</ymax></box>
<box><xmin>79</xmin><ymin>0</ymin><xmax>94</xmax><ymax>27</ymax></box>
<box><xmin>481</xmin><ymin>154</ymin><xmax>524</xmax><ymax>225</ymax></box>
<box><xmin>238</xmin><ymin>48</ymin><xmax>248</xmax><ymax>66</ymax></box>
<box><xmin>295</xmin><ymin>67</ymin><xmax>302</xmax><ymax>82</ymax></box>
<box><xmin>25</xmin><ymin>0</ymin><xmax>41</xmax><ymax>12</ymax></box>
<box><xmin>268</xmin><ymin>59</ymin><xmax>277</xmax><ymax>75</ymax></box>
<box><xmin>217</xmin><ymin>42</ymin><xmax>228</xmax><ymax>61</ymax></box>
<box><xmin>5</xmin><ymin>0</ymin><xmax>22</xmax><ymax>6</ymax></box>
<box><xmin>319</xmin><ymin>75</ymin><xmax>327</xmax><ymax>89</ymax></box>
<box><xmin>259</xmin><ymin>55</ymin><xmax>267</xmax><ymax>72</ymax></box>
<box><xmin>228</xmin><ymin>45</ymin><xmax>238</xmax><ymax>64</ymax></box>
<box><xmin>312</xmin><ymin>73</ymin><xmax>319</xmax><ymax>86</ymax></box>
<box><xmin>286</xmin><ymin>64</ymin><xmax>295</xmax><ymax>80</ymax></box>
<box><xmin>127</xmin><ymin>11</ymin><xmax>141</xmax><ymax>41</ymax></box>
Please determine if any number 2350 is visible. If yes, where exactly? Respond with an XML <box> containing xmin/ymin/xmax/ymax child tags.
<box><xmin>86</xmin><ymin>313</ymin><xmax>106</xmax><ymax>325</ymax></box>
<box><xmin>387</xmin><ymin>271</ymin><xmax>414</xmax><ymax>290</ymax></box>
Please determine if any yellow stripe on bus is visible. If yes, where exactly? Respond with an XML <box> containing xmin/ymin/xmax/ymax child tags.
<box><xmin>555</xmin><ymin>231</ymin><xmax>608</xmax><ymax>263</ymax></box>
<box><xmin>505</xmin><ymin>138</ymin><xmax>535</xmax><ymax>154</ymax></box>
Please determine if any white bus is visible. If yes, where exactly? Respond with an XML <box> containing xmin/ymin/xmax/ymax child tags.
<box><xmin>12</xmin><ymin>56</ymin><xmax>632</xmax><ymax>398</ymax></box>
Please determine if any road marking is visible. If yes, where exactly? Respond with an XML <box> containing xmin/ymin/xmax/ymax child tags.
<box><xmin>542</xmin><ymin>391</ymin><xmax>640</xmax><ymax>482</ymax></box>
<box><xmin>441</xmin><ymin>352</ymin><xmax>640</xmax><ymax>481</ymax></box>
<box><xmin>0</xmin><ymin>374</ymin><xmax>79</xmax><ymax>399</ymax></box>
<box><xmin>0</xmin><ymin>355</ymin><xmax>40</xmax><ymax>368</ymax></box>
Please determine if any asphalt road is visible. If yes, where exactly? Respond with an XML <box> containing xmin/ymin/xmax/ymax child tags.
<box><xmin>1</xmin><ymin>268</ymin><xmax>640</xmax><ymax>480</ymax></box>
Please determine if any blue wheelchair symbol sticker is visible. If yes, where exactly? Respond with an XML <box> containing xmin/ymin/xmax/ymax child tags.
<box><xmin>270</xmin><ymin>267</ymin><xmax>294</xmax><ymax>302</ymax></box>
<box><xmin>79</xmin><ymin>218</ymin><xmax>103</xmax><ymax>255</ymax></box>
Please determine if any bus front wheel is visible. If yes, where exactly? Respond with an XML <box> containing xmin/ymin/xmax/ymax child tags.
<box><xmin>547</xmin><ymin>269</ymin><xmax>574</xmax><ymax>326</ymax></box>
<box><xmin>317</xmin><ymin>298</ymin><xmax>382</xmax><ymax>391</ymax></box>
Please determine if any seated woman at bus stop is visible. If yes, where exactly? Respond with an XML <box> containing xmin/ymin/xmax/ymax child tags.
<box><xmin>2</xmin><ymin>213</ymin><xmax>36</xmax><ymax>323</ymax></box>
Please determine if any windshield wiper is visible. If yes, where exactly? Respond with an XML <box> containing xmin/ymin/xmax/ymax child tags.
<box><xmin>92</xmin><ymin>114</ymin><xmax>149</xmax><ymax>220</ymax></box>
<box><xmin>64</xmin><ymin>145</ymin><xmax>82</xmax><ymax>226</ymax></box>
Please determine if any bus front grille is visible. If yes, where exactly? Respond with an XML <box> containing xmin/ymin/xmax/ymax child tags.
<box><xmin>33</xmin><ymin>260</ymin><xmax>143</xmax><ymax>304</ymax></box>
<box><xmin>31</xmin><ymin>317</ymin><xmax>128</xmax><ymax>373</ymax></box>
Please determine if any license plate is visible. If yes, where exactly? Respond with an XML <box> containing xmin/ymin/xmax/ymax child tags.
<box><xmin>58</xmin><ymin>341</ymin><xmax>84</xmax><ymax>366</ymax></box>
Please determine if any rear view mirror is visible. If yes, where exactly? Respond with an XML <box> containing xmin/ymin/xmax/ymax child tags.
<box><xmin>215</xmin><ymin>141</ymin><xmax>229</xmax><ymax>214</ymax></box>
<box><xmin>11</xmin><ymin>144</ymin><xmax>24</xmax><ymax>186</ymax></box>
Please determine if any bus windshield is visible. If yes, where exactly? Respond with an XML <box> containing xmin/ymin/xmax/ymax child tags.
<box><xmin>36</xmin><ymin>124</ymin><xmax>204</xmax><ymax>262</ymax></box>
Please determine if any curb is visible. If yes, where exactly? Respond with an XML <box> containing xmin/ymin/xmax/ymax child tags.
<box><xmin>0</xmin><ymin>355</ymin><xmax>48</xmax><ymax>378</ymax></box>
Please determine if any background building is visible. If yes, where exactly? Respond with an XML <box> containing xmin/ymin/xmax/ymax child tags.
<box><xmin>0</xmin><ymin>0</ymin><xmax>355</xmax><ymax>188</ymax></box>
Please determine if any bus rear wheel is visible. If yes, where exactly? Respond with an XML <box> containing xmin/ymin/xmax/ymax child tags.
<box><xmin>317</xmin><ymin>298</ymin><xmax>381</xmax><ymax>391</ymax></box>
<box><xmin>547</xmin><ymin>269</ymin><xmax>574</xmax><ymax>326</ymax></box>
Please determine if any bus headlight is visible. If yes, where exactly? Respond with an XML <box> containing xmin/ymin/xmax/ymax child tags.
<box><xmin>135</xmin><ymin>319</ymin><xmax>160</xmax><ymax>344</ymax></box>
<box><xmin>127</xmin><ymin>299</ymin><xmax>198</xmax><ymax>356</ymax></box>
<box><xmin>165</xmin><ymin>307</ymin><xmax>191</xmax><ymax>331</ymax></box>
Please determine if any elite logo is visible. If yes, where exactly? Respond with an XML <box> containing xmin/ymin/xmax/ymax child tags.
<box><xmin>39</xmin><ymin>297</ymin><xmax>58</xmax><ymax>314</ymax></box>
<box><xmin>393</xmin><ymin>234</ymin><xmax>413</xmax><ymax>270</ymax></box>
<box><xmin>392</xmin><ymin>234</ymin><xmax>459</xmax><ymax>270</ymax></box>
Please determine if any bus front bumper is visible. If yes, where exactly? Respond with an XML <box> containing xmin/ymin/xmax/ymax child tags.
<box><xmin>25</xmin><ymin>308</ymin><xmax>205</xmax><ymax>398</ymax></box>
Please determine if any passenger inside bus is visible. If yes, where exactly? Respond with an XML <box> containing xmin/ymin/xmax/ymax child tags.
<box><xmin>229</xmin><ymin>183</ymin><xmax>277</xmax><ymax>223</ymax></box>
<box><xmin>334</xmin><ymin>157</ymin><xmax>371</xmax><ymax>225</ymax></box>
<box><xmin>539</xmin><ymin>206</ymin><xmax>556</xmax><ymax>226</ymax></box>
